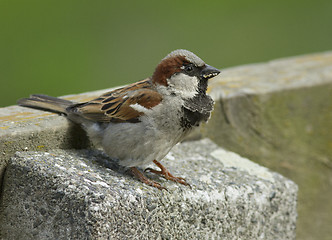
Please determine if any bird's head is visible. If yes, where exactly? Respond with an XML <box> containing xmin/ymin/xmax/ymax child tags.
<box><xmin>152</xmin><ymin>49</ymin><xmax>220</xmax><ymax>98</ymax></box>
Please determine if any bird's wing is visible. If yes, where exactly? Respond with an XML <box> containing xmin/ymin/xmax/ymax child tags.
<box><xmin>68</xmin><ymin>78</ymin><xmax>162</xmax><ymax>123</ymax></box>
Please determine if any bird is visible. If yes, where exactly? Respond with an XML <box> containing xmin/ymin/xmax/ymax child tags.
<box><xmin>18</xmin><ymin>49</ymin><xmax>221</xmax><ymax>190</ymax></box>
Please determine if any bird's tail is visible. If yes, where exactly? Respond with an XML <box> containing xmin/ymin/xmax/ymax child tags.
<box><xmin>17</xmin><ymin>94</ymin><xmax>74</xmax><ymax>114</ymax></box>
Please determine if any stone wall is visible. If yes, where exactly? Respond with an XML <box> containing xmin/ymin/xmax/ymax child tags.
<box><xmin>198</xmin><ymin>51</ymin><xmax>332</xmax><ymax>240</ymax></box>
<box><xmin>2</xmin><ymin>51</ymin><xmax>329</xmax><ymax>239</ymax></box>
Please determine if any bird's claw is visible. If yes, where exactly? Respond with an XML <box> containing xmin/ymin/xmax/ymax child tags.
<box><xmin>145</xmin><ymin>160</ymin><xmax>191</xmax><ymax>187</ymax></box>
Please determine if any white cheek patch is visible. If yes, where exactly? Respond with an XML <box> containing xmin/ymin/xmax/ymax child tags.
<box><xmin>167</xmin><ymin>73</ymin><xmax>199</xmax><ymax>99</ymax></box>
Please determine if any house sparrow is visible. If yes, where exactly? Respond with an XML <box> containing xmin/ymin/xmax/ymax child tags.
<box><xmin>18</xmin><ymin>49</ymin><xmax>220</xmax><ymax>190</ymax></box>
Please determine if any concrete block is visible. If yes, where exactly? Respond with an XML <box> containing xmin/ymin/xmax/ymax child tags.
<box><xmin>5</xmin><ymin>51</ymin><xmax>330</xmax><ymax>239</ymax></box>
<box><xmin>200</xmin><ymin>51</ymin><xmax>332</xmax><ymax>240</ymax></box>
<box><xmin>0</xmin><ymin>139</ymin><xmax>297</xmax><ymax>239</ymax></box>
<box><xmin>0</xmin><ymin>88</ymin><xmax>116</xmax><ymax>187</ymax></box>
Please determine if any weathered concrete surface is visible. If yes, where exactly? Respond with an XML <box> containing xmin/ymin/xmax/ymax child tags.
<box><xmin>0</xmin><ymin>88</ymin><xmax>116</xmax><ymax>187</ymax></box>
<box><xmin>2</xmin><ymin>51</ymin><xmax>330</xmax><ymax>239</ymax></box>
<box><xmin>200</xmin><ymin>51</ymin><xmax>332</xmax><ymax>240</ymax></box>
<box><xmin>0</xmin><ymin>139</ymin><xmax>297</xmax><ymax>239</ymax></box>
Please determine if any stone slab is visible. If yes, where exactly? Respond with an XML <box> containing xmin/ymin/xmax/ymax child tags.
<box><xmin>3</xmin><ymin>51</ymin><xmax>329</xmax><ymax>239</ymax></box>
<box><xmin>0</xmin><ymin>139</ymin><xmax>297</xmax><ymax>239</ymax></box>
<box><xmin>201</xmin><ymin>51</ymin><xmax>332</xmax><ymax>240</ymax></box>
<box><xmin>0</xmin><ymin>88</ymin><xmax>117</xmax><ymax>187</ymax></box>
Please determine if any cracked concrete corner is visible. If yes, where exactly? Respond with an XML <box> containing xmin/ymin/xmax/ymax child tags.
<box><xmin>0</xmin><ymin>139</ymin><xmax>298</xmax><ymax>239</ymax></box>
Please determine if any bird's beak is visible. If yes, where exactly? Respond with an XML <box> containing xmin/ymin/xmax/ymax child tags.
<box><xmin>200</xmin><ymin>65</ymin><xmax>221</xmax><ymax>80</ymax></box>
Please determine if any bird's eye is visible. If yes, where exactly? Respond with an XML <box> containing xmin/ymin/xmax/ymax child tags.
<box><xmin>184</xmin><ymin>64</ymin><xmax>194</xmax><ymax>72</ymax></box>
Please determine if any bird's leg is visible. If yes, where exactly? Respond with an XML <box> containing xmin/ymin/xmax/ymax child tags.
<box><xmin>145</xmin><ymin>160</ymin><xmax>190</xmax><ymax>186</ymax></box>
<box><xmin>130</xmin><ymin>167</ymin><xmax>167</xmax><ymax>190</ymax></box>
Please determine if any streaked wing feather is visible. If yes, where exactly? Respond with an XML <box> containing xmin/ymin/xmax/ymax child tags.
<box><xmin>69</xmin><ymin>78</ymin><xmax>162</xmax><ymax>122</ymax></box>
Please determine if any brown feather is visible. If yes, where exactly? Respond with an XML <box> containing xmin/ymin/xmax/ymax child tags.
<box><xmin>68</xmin><ymin>78</ymin><xmax>162</xmax><ymax>123</ymax></box>
<box><xmin>152</xmin><ymin>55</ymin><xmax>189</xmax><ymax>86</ymax></box>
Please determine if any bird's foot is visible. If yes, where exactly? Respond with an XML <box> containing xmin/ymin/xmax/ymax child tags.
<box><xmin>130</xmin><ymin>167</ymin><xmax>167</xmax><ymax>190</ymax></box>
<box><xmin>145</xmin><ymin>160</ymin><xmax>190</xmax><ymax>187</ymax></box>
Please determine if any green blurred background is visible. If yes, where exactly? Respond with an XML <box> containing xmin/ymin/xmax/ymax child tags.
<box><xmin>1</xmin><ymin>0</ymin><xmax>332</xmax><ymax>107</ymax></box>
<box><xmin>1</xmin><ymin>1</ymin><xmax>332</xmax><ymax>239</ymax></box>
